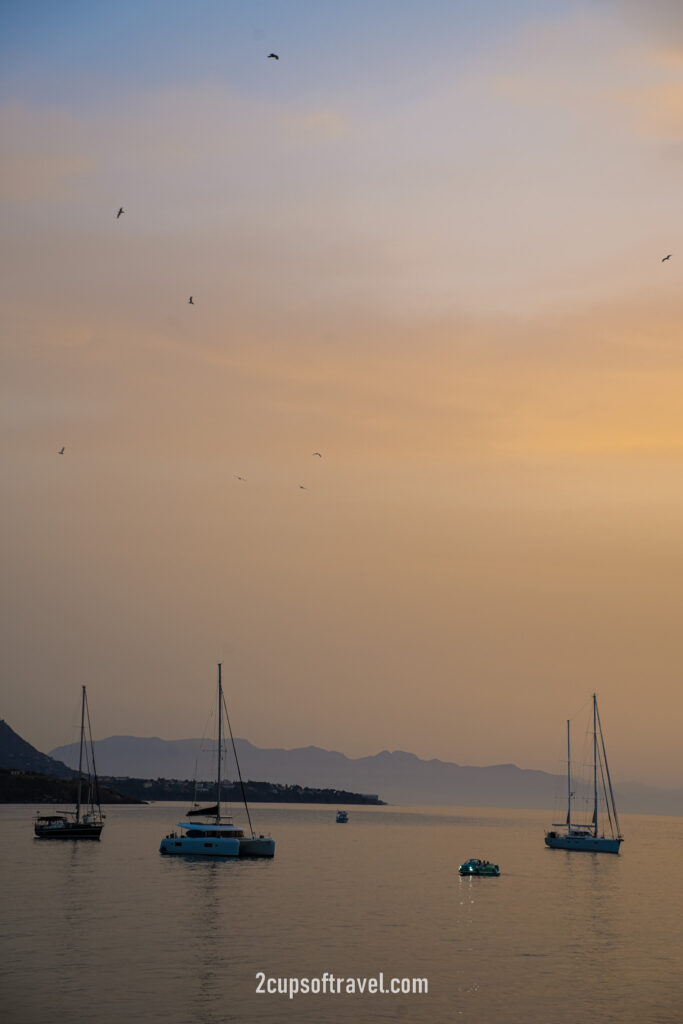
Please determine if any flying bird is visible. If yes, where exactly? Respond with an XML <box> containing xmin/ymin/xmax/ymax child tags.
<box><xmin>662</xmin><ymin>254</ymin><xmax>672</xmax><ymax>262</ymax></box>
<box><xmin>312</xmin><ymin>452</ymin><xmax>322</xmax><ymax>457</ymax></box>
<box><xmin>188</xmin><ymin>296</ymin><xmax>194</xmax><ymax>304</ymax></box>
<box><xmin>235</xmin><ymin>476</ymin><xmax>246</xmax><ymax>481</ymax></box>
<box><xmin>58</xmin><ymin>446</ymin><xmax>65</xmax><ymax>455</ymax></box>
<box><xmin>267</xmin><ymin>53</ymin><xmax>279</xmax><ymax>59</ymax></box>
<box><xmin>299</xmin><ymin>484</ymin><xmax>308</xmax><ymax>490</ymax></box>
<box><xmin>116</xmin><ymin>207</ymin><xmax>124</xmax><ymax>218</ymax></box>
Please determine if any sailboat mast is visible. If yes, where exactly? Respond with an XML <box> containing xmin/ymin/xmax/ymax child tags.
<box><xmin>592</xmin><ymin>693</ymin><xmax>598</xmax><ymax>837</ymax></box>
<box><xmin>216</xmin><ymin>664</ymin><xmax>223</xmax><ymax>822</ymax></box>
<box><xmin>84</xmin><ymin>688</ymin><xmax>102</xmax><ymax>817</ymax></box>
<box><xmin>596</xmin><ymin>699</ymin><xmax>622</xmax><ymax>840</ymax></box>
<box><xmin>76</xmin><ymin>685</ymin><xmax>85</xmax><ymax>824</ymax></box>
<box><xmin>566</xmin><ymin>719</ymin><xmax>571</xmax><ymax>830</ymax></box>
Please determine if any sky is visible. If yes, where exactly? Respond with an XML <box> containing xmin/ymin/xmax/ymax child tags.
<box><xmin>2</xmin><ymin>0</ymin><xmax>683</xmax><ymax>789</ymax></box>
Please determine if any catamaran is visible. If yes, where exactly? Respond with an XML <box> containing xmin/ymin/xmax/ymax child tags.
<box><xmin>34</xmin><ymin>686</ymin><xmax>105</xmax><ymax>840</ymax></box>
<box><xmin>545</xmin><ymin>693</ymin><xmax>623</xmax><ymax>854</ymax></box>
<box><xmin>159</xmin><ymin>663</ymin><xmax>275</xmax><ymax>858</ymax></box>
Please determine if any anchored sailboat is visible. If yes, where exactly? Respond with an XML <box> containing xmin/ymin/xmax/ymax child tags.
<box><xmin>159</xmin><ymin>663</ymin><xmax>275</xmax><ymax>858</ymax></box>
<box><xmin>34</xmin><ymin>686</ymin><xmax>104</xmax><ymax>840</ymax></box>
<box><xmin>545</xmin><ymin>694</ymin><xmax>623</xmax><ymax>854</ymax></box>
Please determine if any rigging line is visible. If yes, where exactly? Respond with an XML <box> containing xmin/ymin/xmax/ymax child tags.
<box><xmin>221</xmin><ymin>688</ymin><xmax>254</xmax><ymax>838</ymax></box>
<box><xmin>199</xmin><ymin>703</ymin><xmax>214</xmax><ymax>751</ymax></box>
<box><xmin>597</xmin><ymin>744</ymin><xmax>615</xmax><ymax>836</ymax></box>
<box><xmin>84</xmin><ymin>688</ymin><xmax>101</xmax><ymax>812</ymax></box>
<box><xmin>567</xmin><ymin>694</ymin><xmax>593</xmax><ymax>727</ymax></box>
<box><xmin>192</xmin><ymin>700</ymin><xmax>219</xmax><ymax>792</ymax></box>
<box><xmin>596</xmin><ymin>701</ymin><xmax>621</xmax><ymax>838</ymax></box>
<box><xmin>190</xmin><ymin>757</ymin><xmax>200</xmax><ymax>806</ymax></box>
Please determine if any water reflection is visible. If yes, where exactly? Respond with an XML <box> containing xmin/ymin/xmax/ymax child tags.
<box><xmin>163</xmin><ymin>855</ymin><xmax>274</xmax><ymax>1023</ymax></box>
<box><xmin>3</xmin><ymin>805</ymin><xmax>682</xmax><ymax>1024</ymax></box>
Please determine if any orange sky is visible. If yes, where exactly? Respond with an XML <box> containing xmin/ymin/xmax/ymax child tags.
<box><xmin>2</xmin><ymin>1</ymin><xmax>683</xmax><ymax>787</ymax></box>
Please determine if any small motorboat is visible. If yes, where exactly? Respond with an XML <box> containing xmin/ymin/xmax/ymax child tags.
<box><xmin>336</xmin><ymin>810</ymin><xmax>348</xmax><ymax>823</ymax></box>
<box><xmin>458</xmin><ymin>858</ymin><xmax>500</xmax><ymax>876</ymax></box>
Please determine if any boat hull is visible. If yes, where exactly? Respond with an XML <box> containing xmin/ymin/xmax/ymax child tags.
<box><xmin>239</xmin><ymin>837</ymin><xmax>275</xmax><ymax>857</ymax></box>
<box><xmin>159</xmin><ymin>835</ymin><xmax>240</xmax><ymax>857</ymax></box>
<box><xmin>459</xmin><ymin>866</ymin><xmax>500</xmax><ymax>876</ymax></box>
<box><xmin>34</xmin><ymin>823</ymin><xmax>103</xmax><ymax>840</ymax></box>
<box><xmin>545</xmin><ymin>833</ymin><xmax>621</xmax><ymax>854</ymax></box>
<box><xmin>458</xmin><ymin>858</ymin><xmax>500</xmax><ymax>876</ymax></box>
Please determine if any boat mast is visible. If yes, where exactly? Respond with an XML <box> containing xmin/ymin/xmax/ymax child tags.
<box><xmin>566</xmin><ymin>719</ymin><xmax>571</xmax><ymax>830</ymax></box>
<box><xmin>76</xmin><ymin>685</ymin><xmax>85</xmax><ymax>824</ymax></box>
<box><xmin>216</xmin><ymin>664</ymin><xmax>223</xmax><ymax>823</ymax></box>
<box><xmin>84</xmin><ymin>687</ymin><xmax>102</xmax><ymax>817</ymax></box>
<box><xmin>596</xmin><ymin>699</ymin><xmax>622</xmax><ymax>840</ymax></box>
<box><xmin>592</xmin><ymin>693</ymin><xmax>598</xmax><ymax>837</ymax></box>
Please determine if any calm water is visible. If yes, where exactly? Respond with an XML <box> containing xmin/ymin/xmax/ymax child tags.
<box><xmin>1</xmin><ymin>803</ymin><xmax>681</xmax><ymax>1024</ymax></box>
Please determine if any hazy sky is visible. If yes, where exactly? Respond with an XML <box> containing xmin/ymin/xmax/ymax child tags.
<box><xmin>3</xmin><ymin>1</ymin><xmax>683</xmax><ymax>788</ymax></box>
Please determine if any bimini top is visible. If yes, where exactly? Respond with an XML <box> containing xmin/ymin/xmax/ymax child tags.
<box><xmin>175</xmin><ymin>822</ymin><xmax>242</xmax><ymax>833</ymax></box>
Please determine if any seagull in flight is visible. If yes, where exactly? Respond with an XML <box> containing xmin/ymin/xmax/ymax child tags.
<box><xmin>235</xmin><ymin>476</ymin><xmax>246</xmax><ymax>481</ymax></box>
<box><xmin>58</xmin><ymin>446</ymin><xmax>65</xmax><ymax>455</ymax></box>
<box><xmin>312</xmin><ymin>452</ymin><xmax>322</xmax><ymax>458</ymax></box>
<box><xmin>116</xmin><ymin>207</ymin><xmax>124</xmax><ymax>219</ymax></box>
<box><xmin>267</xmin><ymin>53</ymin><xmax>279</xmax><ymax>59</ymax></box>
<box><xmin>662</xmin><ymin>254</ymin><xmax>672</xmax><ymax>262</ymax></box>
<box><xmin>299</xmin><ymin>484</ymin><xmax>308</xmax><ymax>490</ymax></box>
<box><xmin>188</xmin><ymin>296</ymin><xmax>194</xmax><ymax>304</ymax></box>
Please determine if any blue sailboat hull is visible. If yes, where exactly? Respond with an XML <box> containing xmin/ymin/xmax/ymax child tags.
<box><xmin>545</xmin><ymin>833</ymin><xmax>621</xmax><ymax>853</ymax></box>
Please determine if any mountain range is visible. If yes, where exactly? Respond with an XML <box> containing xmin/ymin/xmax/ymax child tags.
<box><xmin>49</xmin><ymin>733</ymin><xmax>683</xmax><ymax>815</ymax></box>
<box><xmin>0</xmin><ymin>722</ymin><xmax>379</xmax><ymax>805</ymax></box>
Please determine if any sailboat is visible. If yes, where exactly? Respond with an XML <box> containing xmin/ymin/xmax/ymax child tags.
<box><xmin>545</xmin><ymin>694</ymin><xmax>623</xmax><ymax>854</ymax></box>
<box><xmin>159</xmin><ymin>664</ymin><xmax>275</xmax><ymax>858</ymax></box>
<box><xmin>34</xmin><ymin>686</ymin><xmax>105</xmax><ymax>840</ymax></box>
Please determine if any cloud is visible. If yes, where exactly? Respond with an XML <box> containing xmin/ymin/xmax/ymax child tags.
<box><xmin>467</xmin><ymin>6</ymin><xmax>683</xmax><ymax>148</ymax></box>
<box><xmin>288</xmin><ymin>108</ymin><xmax>348</xmax><ymax>141</ymax></box>
<box><xmin>616</xmin><ymin>80</ymin><xmax>683</xmax><ymax>139</ymax></box>
<box><xmin>0</xmin><ymin>104</ymin><xmax>96</xmax><ymax>201</ymax></box>
<box><xmin>0</xmin><ymin>85</ymin><xmax>350</xmax><ymax>219</ymax></box>
<box><xmin>613</xmin><ymin>0</ymin><xmax>683</xmax><ymax>44</ymax></box>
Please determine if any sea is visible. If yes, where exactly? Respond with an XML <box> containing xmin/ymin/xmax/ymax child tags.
<box><xmin>1</xmin><ymin>802</ymin><xmax>681</xmax><ymax>1024</ymax></box>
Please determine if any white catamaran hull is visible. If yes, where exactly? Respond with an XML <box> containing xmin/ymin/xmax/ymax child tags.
<box><xmin>239</xmin><ymin>836</ymin><xmax>275</xmax><ymax>857</ymax></box>
<box><xmin>159</xmin><ymin>836</ymin><xmax>239</xmax><ymax>857</ymax></box>
<box><xmin>545</xmin><ymin>833</ymin><xmax>621</xmax><ymax>854</ymax></box>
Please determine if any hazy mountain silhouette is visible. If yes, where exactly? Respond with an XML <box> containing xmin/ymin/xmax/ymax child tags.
<box><xmin>0</xmin><ymin>720</ymin><xmax>73</xmax><ymax>777</ymax></box>
<box><xmin>49</xmin><ymin>734</ymin><xmax>683</xmax><ymax>814</ymax></box>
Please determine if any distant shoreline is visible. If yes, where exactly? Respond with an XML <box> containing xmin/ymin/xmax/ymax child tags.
<box><xmin>0</xmin><ymin>769</ymin><xmax>143</xmax><ymax>805</ymax></box>
<box><xmin>98</xmin><ymin>775</ymin><xmax>386</xmax><ymax>805</ymax></box>
<box><xmin>0</xmin><ymin>769</ymin><xmax>385</xmax><ymax>806</ymax></box>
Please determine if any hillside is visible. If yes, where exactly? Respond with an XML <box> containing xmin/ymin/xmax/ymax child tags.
<box><xmin>0</xmin><ymin>720</ymin><xmax>73</xmax><ymax>777</ymax></box>
<box><xmin>50</xmin><ymin>733</ymin><xmax>683</xmax><ymax>815</ymax></box>
<box><xmin>0</xmin><ymin>722</ymin><xmax>384</xmax><ymax>806</ymax></box>
<box><xmin>0</xmin><ymin>768</ymin><xmax>143</xmax><ymax>804</ymax></box>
